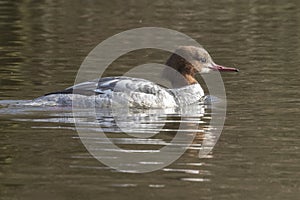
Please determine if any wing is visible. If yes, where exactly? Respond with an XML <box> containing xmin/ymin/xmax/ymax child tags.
<box><xmin>44</xmin><ymin>76</ymin><xmax>165</xmax><ymax>96</ymax></box>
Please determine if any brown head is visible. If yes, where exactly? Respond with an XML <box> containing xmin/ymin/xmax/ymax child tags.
<box><xmin>163</xmin><ymin>46</ymin><xmax>238</xmax><ymax>87</ymax></box>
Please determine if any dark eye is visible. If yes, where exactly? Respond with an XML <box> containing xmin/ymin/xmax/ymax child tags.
<box><xmin>199</xmin><ymin>57</ymin><xmax>206</xmax><ymax>63</ymax></box>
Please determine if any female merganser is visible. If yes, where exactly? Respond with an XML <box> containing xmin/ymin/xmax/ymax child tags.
<box><xmin>32</xmin><ymin>46</ymin><xmax>238</xmax><ymax>108</ymax></box>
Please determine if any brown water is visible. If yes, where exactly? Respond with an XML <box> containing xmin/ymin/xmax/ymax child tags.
<box><xmin>1</xmin><ymin>1</ymin><xmax>300</xmax><ymax>200</ymax></box>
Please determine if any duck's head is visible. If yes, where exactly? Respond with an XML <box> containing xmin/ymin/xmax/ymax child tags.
<box><xmin>164</xmin><ymin>46</ymin><xmax>238</xmax><ymax>87</ymax></box>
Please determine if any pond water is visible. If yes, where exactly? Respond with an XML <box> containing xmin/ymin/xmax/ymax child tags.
<box><xmin>0</xmin><ymin>0</ymin><xmax>299</xmax><ymax>200</ymax></box>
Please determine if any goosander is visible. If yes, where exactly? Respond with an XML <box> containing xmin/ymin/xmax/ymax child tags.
<box><xmin>33</xmin><ymin>46</ymin><xmax>238</xmax><ymax>108</ymax></box>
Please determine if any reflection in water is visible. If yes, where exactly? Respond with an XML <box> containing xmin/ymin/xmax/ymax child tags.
<box><xmin>0</xmin><ymin>101</ymin><xmax>212</xmax><ymax>159</ymax></box>
<box><xmin>0</xmin><ymin>100</ymin><xmax>215</xmax><ymax>181</ymax></box>
<box><xmin>74</xmin><ymin>104</ymin><xmax>209</xmax><ymax>173</ymax></box>
<box><xmin>0</xmin><ymin>101</ymin><xmax>216</xmax><ymax>188</ymax></box>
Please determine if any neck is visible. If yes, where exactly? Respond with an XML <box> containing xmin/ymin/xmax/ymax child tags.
<box><xmin>162</xmin><ymin>68</ymin><xmax>197</xmax><ymax>88</ymax></box>
<box><xmin>183</xmin><ymin>74</ymin><xmax>197</xmax><ymax>85</ymax></box>
<box><xmin>163</xmin><ymin>53</ymin><xmax>197</xmax><ymax>88</ymax></box>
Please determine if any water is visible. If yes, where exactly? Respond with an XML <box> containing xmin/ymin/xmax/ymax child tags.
<box><xmin>1</xmin><ymin>0</ymin><xmax>300</xmax><ymax>199</ymax></box>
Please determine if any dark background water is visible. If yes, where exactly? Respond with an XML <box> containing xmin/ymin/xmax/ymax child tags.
<box><xmin>0</xmin><ymin>0</ymin><xmax>299</xmax><ymax>199</ymax></box>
